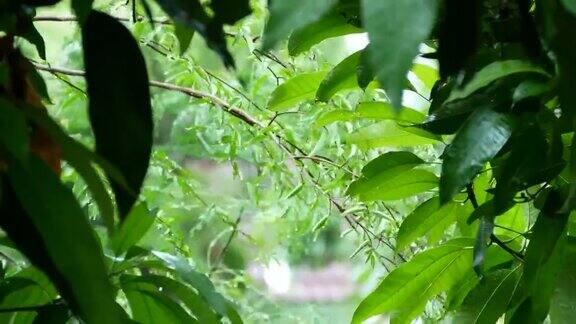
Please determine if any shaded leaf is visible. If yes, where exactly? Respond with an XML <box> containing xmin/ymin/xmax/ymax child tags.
<box><xmin>123</xmin><ymin>287</ymin><xmax>195</xmax><ymax>323</ymax></box>
<box><xmin>440</xmin><ymin>107</ymin><xmax>515</xmax><ymax>203</ymax></box>
<box><xmin>121</xmin><ymin>274</ymin><xmax>219</xmax><ymax>323</ymax></box>
<box><xmin>455</xmin><ymin>267</ymin><xmax>522</xmax><ymax>324</ymax></box>
<box><xmin>5</xmin><ymin>157</ymin><xmax>125</xmax><ymax>322</ymax></box>
<box><xmin>0</xmin><ymin>99</ymin><xmax>28</xmax><ymax>162</ymax></box>
<box><xmin>71</xmin><ymin>0</ymin><xmax>93</xmax><ymax>24</ymax></box>
<box><xmin>437</xmin><ymin>0</ymin><xmax>481</xmax><ymax>79</ymax></box>
<box><xmin>361</xmin><ymin>0</ymin><xmax>438</xmax><ymax>108</ymax></box>
<box><xmin>111</xmin><ymin>203</ymin><xmax>154</xmax><ymax>256</ymax></box>
<box><xmin>83</xmin><ymin>11</ymin><xmax>153</xmax><ymax>220</ymax></box>
<box><xmin>448</xmin><ymin>60</ymin><xmax>549</xmax><ymax>102</ymax></box>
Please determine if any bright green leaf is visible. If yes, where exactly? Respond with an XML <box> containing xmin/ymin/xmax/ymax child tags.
<box><xmin>347</xmin><ymin>120</ymin><xmax>441</xmax><ymax>149</ymax></box>
<box><xmin>112</xmin><ymin>203</ymin><xmax>154</xmax><ymax>256</ymax></box>
<box><xmin>352</xmin><ymin>239</ymin><xmax>473</xmax><ymax>323</ymax></box>
<box><xmin>316</xmin><ymin>51</ymin><xmax>362</xmax><ymax>102</ymax></box>
<box><xmin>268</xmin><ymin>71</ymin><xmax>327</xmax><ymax>111</ymax></box>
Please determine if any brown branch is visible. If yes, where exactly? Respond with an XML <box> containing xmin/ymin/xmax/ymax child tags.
<box><xmin>32</xmin><ymin>64</ymin><xmax>262</xmax><ymax>127</ymax></box>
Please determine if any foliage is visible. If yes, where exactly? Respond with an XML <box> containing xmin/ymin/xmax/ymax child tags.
<box><xmin>0</xmin><ymin>0</ymin><xmax>575</xmax><ymax>323</ymax></box>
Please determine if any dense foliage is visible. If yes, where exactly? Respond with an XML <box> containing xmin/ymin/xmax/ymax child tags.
<box><xmin>1</xmin><ymin>0</ymin><xmax>576</xmax><ymax>323</ymax></box>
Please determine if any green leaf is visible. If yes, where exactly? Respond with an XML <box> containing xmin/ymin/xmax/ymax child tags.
<box><xmin>549</xmin><ymin>238</ymin><xmax>576</xmax><ymax>322</ymax></box>
<box><xmin>267</xmin><ymin>71</ymin><xmax>327</xmax><ymax>111</ymax></box>
<box><xmin>71</xmin><ymin>0</ymin><xmax>93</xmax><ymax>24</ymax></box>
<box><xmin>154</xmin><ymin>0</ymin><xmax>234</xmax><ymax>66</ymax></box>
<box><xmin>316</xmin><ymin>50</ymin><xmax>362</xmax><ymax>102</ymax></box>
<box><xmin>348</xmin><ymin>169</ymin><xmax>438</xmax><ymax>202</ymax></box>
<box><xmin>440</xmin><ymin>107</ymin><xmax>514</xmax><ymax>203</ymax></box>
<box><xmin>352</xmin><ymin>239</ymin><xmax>473</xmax><ymax>323</ymax></box>
<box><xmin>211</xmin><ymin>0</ymin><xmax>251</xmax><ymax>25</ymax></box>
<box><xmin>288</xmin><ymin>12</ymin><xmax>362</xmax><ymax>56</ymax></box>
<box><xmin>436</xmin><ymin>0</ymin><xmax>481</xmax><ymax>79</ymax></box>
<box><xmin>0</xmin><ymin>269</ymin><xmax>57</xmax><ymax>324</ymax></box>
<box><xmin>397</xmin><ymin>197</ymin><xmax>465</xmax><ymax>249</ymax></box>
<box><xmin>448</xmin><ymin>60</ymin><xmax>549</xmax><ymax>102</ymax></box>
<box><xmin>121</xmin><ymin>274</ymin><xmax>219</xmax><ymax>323</ymax></box>
<box><xmin>314</xmin><ymin>102</ymin><xmax>425</xmax><ymax>127</ymax></box>
<box><xmin>151</xmin><ymin>251</ymin><xmax>242</xmax><ymax>323</ymax></box>
<box><xmin>511</xmin><ymin>196</ymin><xmax>569</xmax><ymax>322</ymax></box>
<box><xmin>357</xmin><ymin>48</ymin><xmax>375</xmax><ymax>89</ymax></box>
<box><xmin>361</xmin><ymin>0</ymin><xmax>438</xmax><ymax>108</ymax></box>
<box><xmin>174</xmin><ymin>23</ymin><xmax>194</xmax><ymax>55</ymax></box>
<box><xmin>347</xmin><ymin>120</ymin><xmax>441</xmax><ymax>149</ymax></box>
<box><xmin>19</xmin><ymin>104</ymin><xmax>117</xmax><ymax>235</ymax></box>
<box><xmin>83</xmin><ymin>11</ymin><xmax>153</xmax><ymax>220</ymax></box>
<box><xmin>111</xmin><ymin>203</ymin><xmax>155</xmax><ymax>256</ymax></box>
<box><xmin>455</xmin><ymin>267</ymin><xmax>522</xmax><ymax>324</ymax></box>
<box><xmin>123</xmin><ymin>287</ymin><xmax>196</xmax><ymax>323</ymax></box>
<box><xmin>473</xmin><ymin>215</ymin><xmax>495</xmax><ymax>275</ymax></box>
<box><xmin>356</xmin><ymin>102</ymin><xmax>425</xmax><ymax>123</ymax></box>
<box><xmin>33</xmin><ymin>305</ymin><xmax>71</xmax><ymax>324</ymax></box>
<box><xmin>561</xmin><ymin>0</ymin><xmax>576</xmax><ymax>17</ymax></box>
<box><xmin>5</xmin><ymin>157</ymin><xmax>125</xmax><ymax>323</ymax></box>
<box><xmin>0</xmin><ymin>99</ymin><xmax>28</xmax><ymax>162</ymax></box>
<box><xmin>262</xmin><ymin>0</ymin><xmax>337</xmax><ymax>51</ymax></box>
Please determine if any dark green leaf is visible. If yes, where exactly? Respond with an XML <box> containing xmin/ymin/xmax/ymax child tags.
<box><xmin>174</xmin><ymin>23</ymin><xmax>194</xmax><ymax>55</ymax></box>
<box><xmin>356</xmin><ymin>47</ymin><xmax>375</xmax><ymax>89</ymax></box>
<box><xmin>511</xmin><ymin>191</ymin><xmax>569</xmax><ymax>322</ymax></box>
<box><xmin>211</xmin><ymin>0</ymin><xmax>251</xmax><ymax>25</ymax></box>
<box><xmin>437</xmin><ymin>0</ymin><xmax>481</xmax><ymax>79</ymax></box>
<box><xmin>0</xmin><ymin>99</ymin><xmax>28</xmax><ymax>162</ymax></box>
<box><xmin>33</xmin><ymin>305</ymin><xmax>71</xmax><ymax>324</ymax></box>
<box><xmin>448</xmin><ymin>60</ymin><xmax>549</xmax><ymax>102</ymax></box>
<box><xmin>151</xmin><ymin>251</ymin><xmax>242</xmax><ymax>323</ymax></box>
<box><xmin>123</xmin><ymin>287</ymin><xmax>196</xmax><ymax>323</ymax></box>
<box><xmin>5</xmin><ymin>157</ymin><xmax>126</xmax><ymax>323</ymax></box>
<box><xmin>440</xmin><ymin>107</ymin><xmax>515</xmax><ymax>203</ymax></box>
<box><xmin>111</xmin><ymin>203</ymin><xmax>154</xmax><ymax>256</ymax></box>
<box><xmin>352</xmin><ymin>239</ymin><xmax>473</xmax><ymax>323</ymax></box>
<box><xmin>316</xmin><ymin>50</ymin><xmax>362</xmax><ymax>101</ymax></box>
<box><xmin>262</xmin><ymin>0</ymin><xmax>337</xmax><ymax>51</ymax></box>
<box><xmin>361</xmin><ymin>0</ymin><xmax>438</xmax><ymax>108</ymax></box>
<box><xmin>549</xmin><ymin>238</ymin><xmax>576</xmax><ymax>322</ymax></box>
<box><xmin>19</xmin><ymin>103</ymin><xmax>117</xmax><ymax>235</ymax></box>
<box><xmin>71</xmin><ymin>0</ymin><xmax>93</xmax><ymax>24</ymax></box>
<box><xmin>83</xmin><ymin>11</ymin><xmax>153</xmax><ymax>220</ymax></box>
<box><xmin>121</xmin><ymin>275</ymin><xmax>219</xmax><ymax>323</ymax></box>
<box><xmin>455</xmin><ymin>267</ymin><xmax>522</xmax><ymax>323</ymax></box>
<box><xmin>473</xmin><ymin>215</ymin><xmax>495</xmax><ymax>276</ymax></box>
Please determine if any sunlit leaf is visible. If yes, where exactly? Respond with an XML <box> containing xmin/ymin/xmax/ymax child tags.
<box><xmin>112</xmin><ymin>203</ymin><xmax>155</xmax><ymax>256</ymax></box>
<box><xmin>348</xmin><ymin>120</ymin><xmax>441</xmax><ymax>149</ymax></box>
<box><xmin>352</xmin><ymin>239</ymin><xmax>473</xmax><ymax>323</ymax></box>
<box><xmin>268</xmin><ymin>71</ymin><xmax>327</xmax><ymax>111</ymax></box>
<box><xmin>316</xmin><ymin>50</ymin><xmax>362</xmax><ymax>101</ymax></box>
<box><xmin>397</xmin><ymin>197</ymin><xmax>465</xmax><ymax>249</ymax></box>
